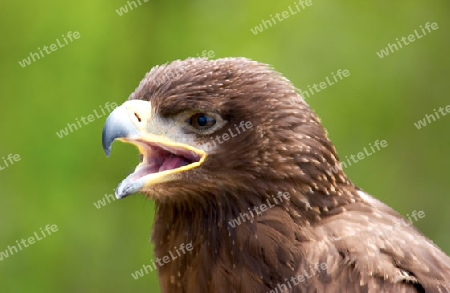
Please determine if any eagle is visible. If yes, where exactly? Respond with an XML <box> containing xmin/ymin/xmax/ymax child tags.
<box><xmin>102</xmin><ymin>57</ymin><xmax>450</xmax><ymax>293</ymax></box>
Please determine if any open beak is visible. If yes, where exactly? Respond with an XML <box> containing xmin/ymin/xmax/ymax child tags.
<box><xmin>102</xmin><ymin>100</ymin><xmax>206</xmax><ymax>199</ymax></box>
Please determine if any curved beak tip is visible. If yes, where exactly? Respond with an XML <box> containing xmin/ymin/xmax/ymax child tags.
<box><xmin>103</xmin><ymin>147</ymin><xmax>111</xmax><ymax>157</ymax></box>
<box><xmin>101</xmin><ymin>103</ymin><xmax>141</xmax><ymax>158</ymax></box>
<box><xmin>102</xmin><ymin>127</ymin><xmax>112</xmax><ymax>157</ymax></box>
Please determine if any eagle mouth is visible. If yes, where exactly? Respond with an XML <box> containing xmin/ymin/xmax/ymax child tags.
<box><xmin>116</xmin><ymin>138</ymin><xmax>206</xmax><ymax>199</ymax></box>
<box><xmin>129</xmin><ymin>139</ymin><xmax>203</xmax><ymax>180</ymax></box>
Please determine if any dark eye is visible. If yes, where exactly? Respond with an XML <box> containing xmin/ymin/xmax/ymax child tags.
<box><xmin>186</xmin><ymin>113</ymin><xmax>216</xmax><ymax>130</ymax></box>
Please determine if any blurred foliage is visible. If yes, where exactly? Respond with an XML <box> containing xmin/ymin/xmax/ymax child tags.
<box><xmin>1</xmin><ymin>0</ymin><xmax>449</xmax><ymax>292</ymax></box>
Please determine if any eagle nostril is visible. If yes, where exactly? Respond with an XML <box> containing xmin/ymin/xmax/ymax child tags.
<box><xmin>134</xmin><ymin>112</ymin><xmax>142</xmax><ymax>123</ymax></box>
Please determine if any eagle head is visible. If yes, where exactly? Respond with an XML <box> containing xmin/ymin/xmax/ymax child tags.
<box><xmin>102</xmin><ymin>57</ymin><xmax>351</xmax><ymax>208</ymax></box>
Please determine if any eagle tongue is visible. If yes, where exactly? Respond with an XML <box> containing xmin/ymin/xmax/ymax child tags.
<box><xmin>131</xmin><ymin>161</ymin><xmax>159</xmax><ymax>180</ymax></box>
<box><xmin>159</xmin><ymin>154</ymin><xmax>189</xmax><ymax>172</ymax></box>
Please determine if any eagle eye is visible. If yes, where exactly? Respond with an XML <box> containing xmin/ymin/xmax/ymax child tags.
<box><xmin>186</xmin><ymin>113</ymin><xmax>216</xmax><ymax>130</ymax></box>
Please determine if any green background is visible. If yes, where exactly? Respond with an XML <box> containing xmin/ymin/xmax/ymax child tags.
<box><xmin>1</xmin><ymin>1</ymin><xmax>449</xmax><ymax>292</ymax></box>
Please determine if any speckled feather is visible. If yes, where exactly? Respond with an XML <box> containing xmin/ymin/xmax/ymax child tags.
<box><xmin>128</xmin><ymin>58</ymin><xmax>450</xmax><ymax>293</ymax></box>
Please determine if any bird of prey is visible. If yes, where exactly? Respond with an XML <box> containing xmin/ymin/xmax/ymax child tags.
<box><xmin>102</xmin><ymin>57</ymin><xmax>450</xmax><ymax>293</ymax></box>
